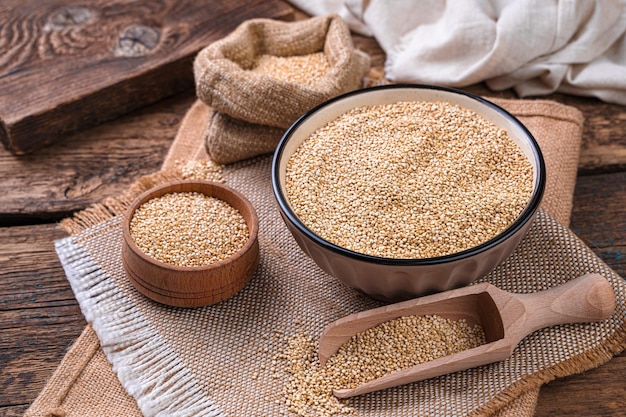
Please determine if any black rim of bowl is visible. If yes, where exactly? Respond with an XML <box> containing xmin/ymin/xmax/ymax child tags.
<box><xmin>271</xmin><ymin>84</ymin><xmax>546</xmax><ymax>266</ymax></box>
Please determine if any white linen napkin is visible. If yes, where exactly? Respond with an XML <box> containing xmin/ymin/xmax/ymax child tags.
<box><xmin>290</xmin><ymin>0</ymin><xmax>626</xmax><ymax>105</ymax></box>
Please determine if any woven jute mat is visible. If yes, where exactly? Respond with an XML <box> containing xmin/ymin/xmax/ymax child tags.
<box><xmin>25</xmin><ymin>98</ymin><xmax>626</xmax><ymax>417</ymax></box>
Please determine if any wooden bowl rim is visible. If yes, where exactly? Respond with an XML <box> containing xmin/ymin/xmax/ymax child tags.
<box><xmin>122</xmin><ymin>179</ymin><xmax>259</xmax><ymax>272</ymax></box>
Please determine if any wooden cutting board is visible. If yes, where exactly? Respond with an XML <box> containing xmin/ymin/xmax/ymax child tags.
<box><xmin>0</xmin><ymin>0</ymin><xmax>293</xmax><ymax>154</ymax></box>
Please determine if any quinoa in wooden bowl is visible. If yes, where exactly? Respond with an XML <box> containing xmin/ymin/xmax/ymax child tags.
<box><xmin>272</xmin><ymin>84</ymin><xmax>545</xmax><ymax>301</ymax></box>
<box><xmin>122</xmin><ymin>180</ymin><xmax>259</xmax><ymax>307</ymax></box>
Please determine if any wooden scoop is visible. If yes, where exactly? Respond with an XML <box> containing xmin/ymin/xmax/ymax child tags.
<box><xmin>319</xmin><ymin>273</ymin><xmax>615</xmax><ymax>398</ymax></box>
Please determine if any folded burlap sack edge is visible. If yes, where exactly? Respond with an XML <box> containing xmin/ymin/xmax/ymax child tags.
<box><xmin>204</xmin><ymin>109</ymin><xmax>286</xmax><ymax>164</ymax></box>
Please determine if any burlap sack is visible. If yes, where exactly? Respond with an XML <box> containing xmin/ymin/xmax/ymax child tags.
<box><xmin>193</xmin><ymin>14</ymin><xmax>371</xmax><ymax>129</ymax></box>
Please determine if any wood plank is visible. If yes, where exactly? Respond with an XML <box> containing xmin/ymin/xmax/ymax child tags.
<box><xmin>535</xmin><ymin>352</ymin><xmax>626</xmax><ymax>417</ymax></box>
<box><xmin>0</xmin><ymin>90</ymin><xmax>195</xmax><ymax>222</ymax></box>
<box><xmin>570</xmin><ymin>171</ymin><xmax>626</xmax><ymax>277</ymax></box>
<box><xmin>1</xmin><ymin>13</ymin><xmax>624</xmax><ymax>416</ymax></box>
<box><xmin>0</xmin><ymin>224</ymin><xmax>85</xmax><ymax>410</ymax></box>
<box><xmin>555</xmin><ymin>95</ymin><xmax>626</xmax><ymax>175</ymax></box>
<box><xmin>1</xmin><ymin>32</ymin><xmax>622</xmax><ymax>222</ymax></box>
<box><xmin>0</xmin><ymin>315</ymin><xmax>86</xmax><ymax>409</ymax></box>
<box><xmin>0</xmin><ymin>405</ymin><xmax>27</xmax><ymax>417</ymax></box>
<box><xmin>0</xmin><ymin>0</ymin><xmax>293</xmax><ymax>154</ymax></box>
<box><xmin>0</xmin><ymin>223</ymin><xmax>72</xmax><ymax>308</ymax></box>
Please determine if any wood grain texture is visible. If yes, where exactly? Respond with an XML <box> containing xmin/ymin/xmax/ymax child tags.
<box><xmin>1</xmin><ymin>93</ymin><xmax>623</xmax><ymax>417</ymax></box>
<box><xmin>570</xmin><ymin>172</ymin><xmax>626</xmax><ymax>278</ymax></box>
<box><xmin>535</xmin><ymin>352</ymin><xmax>626</xmax><ymax>417</ymax></box>
<box><xmin>0</xmin><ymin>224</ymin><xmax>84</xmax><ymax>412</ymax></box>
<box><xmin>0</xmin><ymin>0</ymin><xmax>293</xmax><ymax>154</ymax></box>
<box><xmin>0</xmin><ymin>90</ymin><xmax>195</xmax><ymax>223</ymax></box>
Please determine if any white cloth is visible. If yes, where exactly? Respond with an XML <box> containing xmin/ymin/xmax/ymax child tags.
<box><xmin>290</xmin><ymin>0</ymin><xmax>626</xmax><ymax>105</ymax></box>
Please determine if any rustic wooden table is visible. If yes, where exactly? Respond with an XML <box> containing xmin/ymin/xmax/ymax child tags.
<box><xmin>1</xmin><ymin>10</ymin><xmax>624</xmax><ymax>417</ymax></box>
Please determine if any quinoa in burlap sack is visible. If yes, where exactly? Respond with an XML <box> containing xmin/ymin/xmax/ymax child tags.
<box><xmin>193</xmin><ymin>14</ymin><xmax>371</xmax><ymax>164</ymax></box>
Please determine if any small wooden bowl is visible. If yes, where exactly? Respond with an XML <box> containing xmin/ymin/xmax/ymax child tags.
<box><xmin>121</xmin><ymin>180</ymin><xmax>259</xmax><ymax>308</ymax></box>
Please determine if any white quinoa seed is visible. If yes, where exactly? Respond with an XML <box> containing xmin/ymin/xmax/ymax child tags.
<box><xmin>175</xmin><ymin>159</ymin><xmax>223</xmax><ymax>182</ymax></box>
<box><xmin>285</xmin><ymin>100</ymin><xmax>534</xmax><ymax>258</ymax></box>
<box><xmin>129</xmin><ymin>192</ymin><xmax>249</xmax><ymax>267</ymax></box>
<box><xmin>251</xmin><ymin>52</ymin><xmax>330</xmax><ymax>85</ymax></box>
<box><xmin>279</xmin><ymin>330</ymin><xmax>355</xmax><ymax>417</ymax></box>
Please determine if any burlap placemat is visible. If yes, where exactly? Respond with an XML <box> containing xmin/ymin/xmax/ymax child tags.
<box><xmin>25</xmin><ymin>98</ymin><xmax>625</xmax><ymax>417</ymax></box>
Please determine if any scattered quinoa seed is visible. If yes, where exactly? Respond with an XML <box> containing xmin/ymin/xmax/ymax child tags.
<box><xmin>280</xmin><ymin>330</ymin><xmax>355</xmax><ymax>416</ymax></box>
<box><xmin>251</xmin><ymin>52</ymin><xmax>330</xmax><ymax>86</ymax></box>
<box><xmin>176</xmin><ymin>159</ymin><xmax>223</xmax><ymax>182</ymax></box>
<box><xmin>129</xmin><ymin>192</ymin><xmax>249</xmax><ymax>267</ymax></box>
<box><xmin>285</xmin><ymin>100</ymin><xmax>534</xmax><ymax>258</ymax></box>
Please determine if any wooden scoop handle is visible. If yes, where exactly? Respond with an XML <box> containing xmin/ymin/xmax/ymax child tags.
<box><xmin>512</xmin><ymin>273</ymin><xmax>615</xmax><ymax>341</ymax></box>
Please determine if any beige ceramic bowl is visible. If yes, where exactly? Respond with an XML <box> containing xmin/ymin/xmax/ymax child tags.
<box><xmin>272</xmin><ymin>84</ymin><xmax>545</xmax><ymax>302</ymax></box>
<box><xmin>122</xmin><ymin>180</ymin><xmax>259</xmax><ymax>308</ymax></box>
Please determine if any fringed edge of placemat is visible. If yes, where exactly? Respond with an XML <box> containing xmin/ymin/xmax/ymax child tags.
<box><xmin>54</xmin><ymin>175</ymin><xmax>626</xmax><ymax>417</ymax></box>
<box><xmin>54</xmin><ymin>233</ymin><xmax>224</xmax><ymax>417</ymax></box>
<box><xmin>50</xmin><ymin>100</ymin><xmax>226</xmax><ymax>417</ymax></box>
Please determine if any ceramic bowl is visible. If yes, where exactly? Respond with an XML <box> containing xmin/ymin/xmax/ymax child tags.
<box><xmin>122</xmin><ymin>180</ymin><xmax>259</xmax><ymax>307</ymax></box>
<box><xmin>271</xmin><ymin>84</ymin><xmax>545</xmax><ymax>302</ymax></box>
